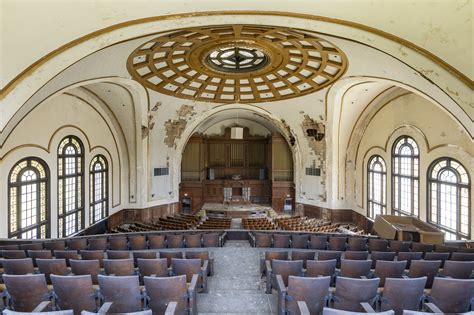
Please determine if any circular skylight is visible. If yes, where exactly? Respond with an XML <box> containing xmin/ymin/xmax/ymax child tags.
<box><xmin>206</xmin><ymin>46</ymin><xmax>269</xmax><ymax>73</ymax></box>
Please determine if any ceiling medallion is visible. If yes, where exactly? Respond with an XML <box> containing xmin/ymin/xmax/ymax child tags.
<box><xmin>127</xmin><ymin>25</ymin><xmax>348</xmax><ymax>103</ymax></box>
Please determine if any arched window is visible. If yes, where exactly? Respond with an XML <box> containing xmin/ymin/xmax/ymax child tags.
<box><xmin>8</xmin><ymin>158</ymin><xmax>50</xmax><ymax>239</ymax></box>
<box><xmin>392</xmin><ymin>136</ymin><xmax>419</xmax><ymax>216</ymax></box>
<box><xmin>58</xmin><ymin>136</ymin><xmax>84</xmax><ymax>237</ymax></box>
<box><xmin>90</xmin><ymin>155</ymin><xmax>108</xmax><ymax>224</ymax></box>
<box><xmin>428</xmin><ymin>158</ymin><xmax>470</xmax><ymax>240</ymax></box>
<box><xmin>367</xmin><ymin>155</ymin><xmax>386</xmax><ymax>219</ymax></box>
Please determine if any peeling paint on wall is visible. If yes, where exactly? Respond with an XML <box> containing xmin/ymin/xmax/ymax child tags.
<box><xmin>164</xmin><ymin>104</ymin><xmax>196</xmax><ymax>148</ymax></box>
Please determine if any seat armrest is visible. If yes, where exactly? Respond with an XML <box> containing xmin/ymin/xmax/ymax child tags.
<box><xmin>165</xmin><ymin>301</ymin><xmax>178</xmax><ymax>315</ymax></box>
<box><xmin>425</xmin><ymin>302</ymin><xmax>443</xmax><ymax>313</ymax></box>
<box><xmin>276</xmin><ymin>275</ymin><xmax>287</xmax><ymax>294</ymax></box>
<box><xmin>297</xmin><ymin>301</ymin><xmax>311</xmax><ymax>315</ymax></box>
<box><xmin>188</xmin><ymin>274</ymin><xmax>199</xmax><ymax>292</ymax></box>
<box><xmin>32</xmin><ymin>301</ymin><xmax>51</xmax><ymax>312</ymax></box>
<box><xmin>97</xmin><ymin>302</ymin><xmax>113</xmax><ymax>314</ymax></box>
<box><xmin>360</xmin><ymin>302</ymin><xmax>376</xmax><ymax>313</ymax></box>
<box><xmin>402</xmin><ymin>274</ymin><xmax>409</xmax><ymax>279</ymax></box>
<box><xmin>265</xmin><ymin>260</ymin><xmax>272</xmax><ymax>274</ymax></box>
<box><xmin>202</xmin><ymin>260</ymin><xmax>209</xmax><ymax>273</ymax></box>
<box><xmin>360</xmin><ymin>275</ymin><xmax>368</xmax><ymax>279</ymax></box>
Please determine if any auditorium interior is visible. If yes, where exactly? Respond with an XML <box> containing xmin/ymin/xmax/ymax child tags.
<box><xmin>0</xmin><ymin>0</ymin><xmax>473</xmax><ymax>314</ymax></box>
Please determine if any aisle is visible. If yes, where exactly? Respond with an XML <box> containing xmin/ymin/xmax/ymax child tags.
<box><xmin>197</xmin><ymin>240</ymin><xmax>276</xmax><ymax>314</ymax></box>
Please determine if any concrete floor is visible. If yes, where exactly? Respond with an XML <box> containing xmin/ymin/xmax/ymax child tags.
<box><xmin>197</xmin><ymin>240</ymin><xmax>277</xmax><ymax>314</ymax></box>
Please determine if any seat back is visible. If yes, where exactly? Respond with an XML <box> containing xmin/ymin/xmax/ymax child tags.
<box><xmin>441</xmin><ymin>260</ymin><xmax>474</xmax><ymax>279</ymax></box>
<box><xmin>19</xmin><ymin>243</ymin><xmax>43</xmax><ymax>251</ymax></box>
<box><xmin>144</xmin><ymin>275</ymin><xmax>187</xmax><ymax>315</ymax></box>
<box><xmin>36</xmin><ymin>258</ymin><xmax>69</xmax><ymax>284</ymax></box>
<box><xmin>424</xmin><ymin>252</ymin><xmax>450</xmax><ymax>267</ymax></box>
<box><xmin>109</xmin><ymin>236</ymin><xmax>128</xmax><ymax>250</ymax></box>
<box><xmin>305</xmin><ymin>259</ymin><xmax>337</xmax><ymax>278</ymax></box>
<box><xmin>332</xmin><ymin>277</ymin><xmax>380</xmax><ymax>312</ymax></box>
<box><xmin>50</xmin><ymin>275</ymin><xmax>97</xmax><ymax>313</ymax></box>
<box><xmin>184</xmin><ymin>234</ymin><xmax>202</xmax><ymax>248</ymax></box>
<box><xmin>2</xmin><ymin>274</ymin><xmax>50</xmax><ymax>312</ymax></box>
<box><xmin>264</xmin><ymin>251</ymin><xmax>289</xmax><ymax>261</ymax></box>
<box><xmin>70</xmin><ymin>259</ymin><xmax>101</xmax><ymax>284</ymax></box>
<box><xmin>408</xmin><ymin>260</ymin><xmax>441</xmax><ymax>288</ymax></box>
<box><xmin>380</xmin><ymin>277</ymin><xmax>427</xmax><ymax>314</ymax></box>
<box><xmin>291</xmin><ymin>250</ymin><xmax>315</xmax><ymax>268</ymax></box>
<box><xmin>202</xmin><ymin>233</ymin><xmax>220</xmax><ymax>247</ymax></box>
<box><xmin>54</xmin><ymin>250</ymin><xmax>80</xmax><ymax>266</ymax></box>
<box><xmin>373</xmin><ymin>260</ymin><xmax>407</xmax><ymax>286</ymax></box>
<box><xmin>147</xmin><ymin>235</ymin><xmax>166</xmax><ymax>249</ymax></box>
<box><xmin>159</xmin><ymin>251</ymin><xmax>184</xmax><ymax>267</ymax></box>
<box><xmin>344</xmin><ymin>251</ymin><xmax>369</xmax><ymax>261</ymax></box>
<box><xmin>317</xmin><ymin>250</ymin><xmax>342</xmax><ymax>268</ymax></box>
<box><xmin>66</xmin><ymin>239</ymin><xmax>88</xmax><ymax>252</ymax></box>
<box><xmin>128</xmin><ymin>235</ymin><xmax>147</xmax><ymax>250</ymax></box>
<box><xmin>271</xmin><ymin>260</ymin><xmax>303</xmax><ymax>286</ymax></box>
<box><xmin>370</xmin><ymin>251</ymin><xmax>396</xmax><ymax>268</ymax></box>
<box><xmin>106</xmin><ymin>250</ymin><xmax>130</xmax><ymax>260</ymax></box>
<box><xmin>185</xmin><ymin>250</ymin><xmax>210</xmax><ymax>261</ymax></box>
<box><xmin>429</xmin><ymin>277</ymin><xmax>474</xmax><ymax>313</ymax></box>
<box><xmin>347</xmin><ymin>237</ymin><xmax>368</xmax><ymax>251</ymax></box>
<box><xmin>397</xmin><ymin>252</ymin><xmax>422</xmax><ymax>269</ymax></box>
<box><xmin>328</xmin><ymin>236</ymin><xmax>347</xmax><ymax>251</ymax></box>
<box><xmin>255</xmin><ymin>233</ymin><xmax>272</xmax><ymax>247</ymax></box>
<box><xmin>1</xmin><ymin>258</ymin><xmax>34</xmax><ymax>275</ymax></box>
<box><xmin>137</xmin><ymin>258</ymin><xmax>169</xmax><ymax>277</ymax></box>
<box><xmin>291</xmin><ymin>234</ymin><xmax>309</xmax><ymax>249</ymax></box>
<box><xmin>27</xmin><ymin>250</ymin><xmax>53</xmax><ymax>267</ymax></box>
<box><xmin>410</xmin><ymin>242</ymin><xmax>433</xmax><ymax>254</ymax></box>
<box><xmin>368</xmin><ymin>239</ymin><xmax>388</xmax><ymax>252</ymax></box>
<box><xmin>450</xmin><ymin>252</ymin><xmax>474</xmax><ymax>261</ymax></box>
<box><xmin>2</xmin><ymin>250</ymin><xmax>27</xmax><ymax>259</ymax></box>
<box><xmin>287</xmin><ymin>276</ymin><xmax>331</xmax><ymax>315</ymax></box>
<box><xmin>80</xmin><ymin>250</ymin><xmax>105</xmax><ymax>268</ymax></box>
<box><xmin>273</xmin><ymin>234</ymin><xmax>291</xmax><ymax>248</ymax></box>
<box><xmin>132</xmin><ymin>251</ymin><xmax>157</xmax><ymax>267</ymax></box>
<box><xmin>339</xmin><ymin>259</ymin><xmax>372</xmax><ymax>278</ymax></box>
<box><xmin>44</xmin><ymin>241</ymin><xmax>66</xmax><ymax>254</ymax></box>
<box><xmin>98</xmin><ymin>275</ymin><xmax>142</xmax><ymax>313</ymax></box>
<box><xmin>87</xmin><ymin>238</ymin><xmax>108</xmax><ymax>251</ymax></box>
<box><xmin>172</xmin><ymin>258</ymin><xmax>201</xmax><ymax>283</ymax></box>
<box><xmin>309</xmin><ymin>235</ymin><xmax>328</xmax><ymax>250</ymax></box>
<box><xmin>167</xmin><ymin>234</ymin><xmax>184</xmax><ymax>248</ymax></box>
<box><xmin>103</xmin><ymin>258</ymin><xmax>135</xmax><ymax>276</ymax></box>
<box><xmin>389</xmin><ymin>240</ymin><xmax>411</xmax><ymax>253</ymax></box>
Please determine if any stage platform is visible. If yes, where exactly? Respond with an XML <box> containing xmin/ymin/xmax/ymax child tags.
<box><xmin>201</xmin><ymin>203</ymin><xmax>271</xmax><ymax>218</ymax></box>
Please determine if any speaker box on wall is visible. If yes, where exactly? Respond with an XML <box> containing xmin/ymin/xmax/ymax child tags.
<box><xmin>208</xmin><ymin>168</ymin><xmax>215</xmax><ymax>180</ymax></box>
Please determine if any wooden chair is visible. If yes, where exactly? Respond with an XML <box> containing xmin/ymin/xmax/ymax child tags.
<box><xmin>147</xmin><ymin>235</ymin><xmax>166</xmax><ymax>249</ymax></box>
<box><xmin>132</xmin><ymin>251</ymin><xmax>157</xmax><ymax>267</ymax></box>
<box><xmin>254</xmin><ymin>233</ymin><xmax>272</xmax><ymax>247</ymax></box>
<box><xmin>106</xmin><ymin>250</ymin><xmax>130</xmax><ymax>260</ymax></box>
<box><xmin>306</xmin><ymin>259</ymin><xmax>337</xmax><ymax>281</ymax></box>
<box><xmin>27</xmin><ymin>250</ymin><xmax>53</xmax><ymax>267</ymax></box>
<box><xmin>19</xmin><ymin>243</ymin><xmax>43</xmax><ymax>252</ymax></box>
<box><xmin>407</xmin><ymin>260</ymin><xmax>441</xmax><ymax>288</ymax></box>
<box><xmin>291</xmin><ymin>250</ymin><xmax>315</xmax><ymax>268</ymax></box>
<box><xmin>66</xmin><ymin>239</ymin><xmax>88</xmax><ymax>252</ymax></box>
<box><xmin>171</xmin><ymin>258</ymin><xmax>208</xmax><ymax>293</ymax></box>
<box><xmin>43</xmin><ymin>241</ymin><xmax>66</xmax><ymax>254</ymax></box>
<box><xmin>410</xmin><ymin>242</ymin><xmax>433</xmax><ymax>255</ymax></box>
<box><xmin>70</xmin><ymin>259</ymin><xmax>101</xmax><ymax>285</ymax></box>
<box><xmin>318</xmin><ymin>250</ymin><xmax>343</xmax><ymax>268</ymax></box>
<box><xmin>159</xmin><ymin>251</ymin><xmax>184</xmax><ymax>268</ymax></box>
<box><xmin>185</xmin><ymin>250</ymin><xmax>214</xmax><ymax>276</ymax></box>
<box><xmin>329</xmin><ymin>236</ymin><xmax>347</xmax><ymax>251</ymax></box>
<box><xmin>347</xmin><ymin>237</ymin><xmax>368</xmax><ymax>251</ymax></box>
<box><xmin>424</xmin><ymin>277</ymin><xmax>474</xmax><ymax>313</ymax></box>
<box><xmin>137</xmin><ymin>258</ymin><xmax>169</xmax><ymax>284</ymax></box>
<box><xmin>184</xmin><ymin>234</ymin><xmax>202</xmax><ymax>248</ymax></box>
<box><xmin>277</xmin><ymin>275</ymin><xmax>331</xmax><ymax>315</ymax></box>
<box><xmin>87</xmin><ymin>238</ymin><xmax>108</xmax><ymax>251</ymax></box>
<box><xmin>128</xmin><ymin>235</ymin><xmax>147</xmax><ymax>250</ymax></box>
<box><xmin>50</xmin><ymin>274</ymin><xmax>98</xmax><ymax>314</ymax></box>
<box><xmin>36</xmin><ymin>258</ymin><xmax>70</xmax><ymax>284</ymax></box>
<box><xmin>1</xmin><ymin>258</ymin><xmax>35</xmax><ymax>275</ymax></box>
<box><xmin>266</xmin><ymin>259</ymin><xmax>303</xmax><ymax>293</ymax></box>
<box><xmin>373</xmin><ymin>260</ymin><xmax>407</xmax><ymax>287</ymax></box>
<box><xmin>2</xmin><ymin>274</ymin><xmax>52</xmax><ymax>312</ymax></box>
<box><xmin>370</xmin><ymin>251</ymin><xmax>396</xmax><ymax>269</ymax></box>
<box><xmin>202</xmin><ymin>233</ymin><xmax>220</xmax><ymax>247</ymax></box>
<box><xmin>79</xmin><ymin>250</ymin><xmax>105</xmax><ymax>268</ymax></box>
<box><xmin>397</xmin><ymin>252</ymin><xmax>422</xmax><ymax>269</ymax></box>
<box><xmin>167</xmin><ymin>235</ymin><xmax>184</xmax><ymax>248</ymax></box>
<box><xmin>260</xmin><ymin>251</ymin><xmax>289</xmax><ymax>276</ymax></box>
<box><xmin>441</xmin><ymin>260</ymin><xmax>474</xmax><ymax>279</ymax></box>
<box><xmin>329</xmin><ymin>277</ymin><xmax>380</xmax><ymax>312</ymax></box>
<box><xmin>54</xmin><ymin>250</ymin><xmax>80</xmax><ymax>267</ymax></box>
<box><xmin>379</xmin><ymin>277</ymin><xmax>427</xmax><ymax>315</ymax></box>
<box><xmin>1</xmin><ymin>250</ymin><xmax>27</xmax><ymax>260</ymax></box>
<box><xmin>424</xmin><ymin>252</ymin><xmax>450</xmax><ymax>268</ymax></box>
<box><xmin>291</xmin><ymin>234</ymin><xmax>309</xmax><ymax>249</ymax></box>
<box><xmin>103</xmin><ymin>258</ymin><xmax>135</xmax><ymax>276</ymax></box>
<box><xmin>339</xmin><ymin>259</ymin><xmax>372</xmax><ymax>279</ymax></box>
<box><xmin>450</xmin><ymin>252</ymin><xmax>474</xmax><ymax>261</ymax></box>
<box><xmin>368</xmin><ymin>239</ymin><xmax>388</xmax><ymax>253</ymax></box>
<box><xmin>108</xmin><ymin>236</ymin><xmax>128</xmax><ymax>250</ymax></box>
<box><xmin>389</xmin><ymin>240</ymin><xmax>411</xmax><ymax>253</ymax></box>
<box><xmin>309</xmin><ymin>235</ymin><xmax>328</xmax><ymax>250</ymax></box>
<box><xmin>144</xmin><ymin>275</ymin><xmax>197</xmax><ymax>315</ymax></box>
<box><xmin>273</xmin><ymin>234</ymin><xmax>291</xmax><ymax>248</ymax></box>
<box><xmin>97</xmin><ymin>275</ymin><xmax>143</xmax><ymax>313</ymax></box>
<box><xmin>344</xmin><ymin>251</ymin><xmax>369</xmax><ymax>261</ymax></box>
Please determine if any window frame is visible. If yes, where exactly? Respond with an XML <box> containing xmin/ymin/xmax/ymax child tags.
<box><xmin>8</xmin><ymin>157</ymin><xmax>50</xmax><ymax>239</ymax></box>
<box><xmin>89</xmin><ymin>154</ymin><xmax>108</xmax><ymax>224</ymax></box>
<box><xmin>367</xmin><ymin>155</ymin><xmax>387</xmax><ymax>219</ymax></box>
<box><xmin>427</xmin><ymin>157</ymin><xmax>471</xmax><ymax>240</ymax></box>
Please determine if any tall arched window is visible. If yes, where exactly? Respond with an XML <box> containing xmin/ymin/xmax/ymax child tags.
<box><xmin>58</xmin><ymin>136</ymin><xmax>84</xmax><ymax>237</ymax></box>
<box><xmin>367</xmin><ymin>155</ymin><xmax>386</xmax><ymax>219</ymax></box>
<box><xmin>428</xmin><ymin>158</ymin><xmax>470</xmax><ymax>240</ymax></box>
<box><xmin>90</xmin><ymin>155</ymin><xmax>108</xmax><ymax>224</ymax></box>
<box><xmin>8</xmin><ymin>158</ymin><xmax>50</xmax><ymax>239</ymax></box>
<box><xmin>392</xmin><ymin>136</ymin><xmax>419</xmax><ymax>216</ymax></box>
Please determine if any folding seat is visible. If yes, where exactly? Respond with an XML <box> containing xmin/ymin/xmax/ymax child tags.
<box><xmin>328</xmin><ymin>236</ymin><xmax>347</xmax><ymax>251</ymax></box>
<box><xmin>87</xmin><ymin>238</ymin><xmax>108</xmax><ymax>251</ymax></box>
<box><xmin>260</xmin><ymin>251</ymin><xmax>290</xmax><ymax>276</ymax></box>
<box><xmin>458</xmin><ymin>247</ymin><xmax>474</xmax><ymax>253</ymax></box>
<box><xmin>277</xmin><ymin>275</ymin><xmax>331</xmax><ymax>315</ymax></box>
<box><xmin>159</xmin><ymin>251</ymin><xmax>184</xmax><ymax>268</ymax></box>
<box><xmin>147</xmin><ymin>235</ymin><xmax>166</xmax><ymax>249</ymax></box>
<box><xmin>410</xmin><ymin>242</ymin><xmax>433</xmax><ymax>254</ymax></box>
<box><xmin>368</xmin><ymin>239</ymin><xmax>388</xmax><ymax>252</ymax></box>
<box><xmin>128</xmin><ymin>235</ymin><xmax>147</xmax><ymax>250</ymax></box>
<box><xmin>306</xmin><ymin>259</ymin><xmax>337</xmax><ymax>280</ymax></box>
<box><xmin>2</xmin><ymin>274</ymin><xmax>52</xmax><ymax>312</ymax></box>
<box><xmin>43</xmin><ymin>240</ymin><xmax>66</xmax><ymax>254</ymax></box>
<box><xmin>254</xmin><ymin>233</ymin><xmax>272</xmax><ymax>247</ymax></box>
<box><xmin>70</xmin><ymin>259</ymin><xmax>101</xmax><ymax>285</ymax></box>
<box><xmin>19</xmin><ymin>243</ymin><xmax>43</xmax><ymax>252</ymax></box>
<box><xmin>1</xmin><ymin>258</ymin><xmax>35</xmax><ymax>275</ymax></box>
<box><xmin>80</xmin><ymin>250</ymin><xmax>105</xmax><ymax>268</ymax></box>
<box><xmin>132</xmin><ymin>250</ymin><xmax>157</xmax><ymax>267</ymax></box>
<box><xmin>103</xmin><ymin>258</ymin><xmax>135</xmax><ymax>276</ymax></box>
<box><xmin>424</xmin><ymin>277</ymin><xmax>474</xmax><ymax>313</ymax></box>
<box><xmin>108</xmin><ymin>236</ymin><xmax>128</xmax><ymax>250</ymax></box>
<box><xmin>106</xmin><ymin>250</ymin><xmax>130</xmax><ymax>260</ymax></box>
<box><xmin>329</xmin><ymin>277</ymin><xmax>380</xmax><ymax>311</ymax></box>
<box><xmin>54</xmin><ymin>250</ymin><xmax>80</xmax><ymax>267</ymax></box>
<box><xmin>27</xmin><ymin>250</ymin><xmax>53</xmax><ymax>267</ymax></box>
<box><xmin>434</xmin><ymin>244</ymin><xmax>458</xmax><ymax>254</ymax></box>
<box><xmin>370</xmin><ymin>251</ymin><xmax>396</xmax><ymax>269</ymax></box>
<box><xmin>66</xmin><ymin>239</ymin><xmax>88</xmax><ymax>252</ymax></box>
<box><xmin>318</xmin><ymin>250</ymin><xmax>343</xmax><ymax>268</ymax></box>
<box><xmin>291</xmin><ymin>234</ymin><xmax>309</xmax><ymax>249</ymax></box>
<box><xmin>167</xmin><ymin>234</ymin><xmax>184</xmax><ymax>248</ymax></box>
<box><xmin>309</xmin><ymin>235</ymin><xmax>328</xmax><ymax>250</ymax></box>
<box><xmin>98</xmin><ymin>275</ymin><xmax>144</xmax><ymax>313</ymax></box>
<box><xmin>441</xmin><ymin>260</ymin><xmax>474</xmax><ymax>279</ymax></box>
<box><xmin>273</xmin><ymin>234</ymin><xmax>290</xmax><ymax>248</ymax></box>
<box><xmin>144</xmin><ymin>275</ymin><xmax>197</xmax><ymax>315</ymax></box>
<box><xmin>373</xmin><ymin>260</ymin><xmax>406</xmax><ymax>287</ymax></box>
<box><xmin>266</xmin><ymin>259</ymin><xmax>303</xmax><ymax>293</ymax></box>
<box><xmin>36</xmin><ymin>258</ymin><xmax>70</xmax><ymax>284</ymax></box>
<box><xmin>202</xmin><ymin>233</ymin><xmax>220</xmax><ymax>247</ymax></box>
<box><xmin>339</xmin><ymin>259</ymin><xmax>372</xmax><ymax>279</ymax></box>
<box><xmin>171</xmin><ymin>258</ymin><xmax>208</xmax><ymax>293</ymax></box>
<box><xmin>291</xmin><ymin>250</ymin><xmax>315</xmax><ymax>268</ymax></box>
<box><xmin>50</xmin><ymin>274</ymin><xmax>99</xmax><ymax>313</ymax></box>
<box><xmin>424</xmin><ymin>252</ymin><xmax>450</xmax><ymax>268</ymax></box>
<box><xmin>344</xmin><ymin>251</ymin><xmax>369</xmax><ymax>261</ymax></box>
<box><xmin>450</xmin><ymin>252</ymin><xmax>474</xmax><ymax>261</ymax></box>
<box><xmin>407</xmin><ymin>260</ymin><xmax>441</xmax><ymax>288</ymax></box>
<box><xmin>347</xmin><ymin>237</ymin><xmax>368</xmax><ymax>251</ymax></box>
<box><xmin>388</xmin><ymin>240</ymin><xmax>411</xmax><ymax>253</ymax></box>
<box><xmin>397</xmin><ymin>251</ymin><xmax>422</xmax><ymax>269</ymax></box>
<box><xmin>184</xmin><ymin>234</ymin><xmax>202</xmax><ymax>248</ymax></box>
<box><xmin>185</xmin><ymin>250</ymin><xmax>214</xmax><ymax>276</ymax></box>
<box><xmin>0</xmin><ymin>245</ymin><xmax>19</xmax><ymax>252</ymax></box>
<box><xmin>379</xmin><ymin>277</ymin><xmax>426</xmax><ymax>315</ymax></box>
<box><xmin>1</xmin><ymin>250</ymin><xmax>27</xmax><ymax>259</ymax></box>
<box><xmin>137</xmin><ymin>258</ymin><xmax>169</xmax><ymax>283</ymax></box>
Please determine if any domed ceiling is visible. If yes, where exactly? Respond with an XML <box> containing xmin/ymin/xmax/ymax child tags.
<box><xmin>127</xmin><ymin>24</ymin><xmax>348</xmax><ymax>103</ymax></box>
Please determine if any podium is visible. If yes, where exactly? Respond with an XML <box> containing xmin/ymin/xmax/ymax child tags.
<box><xmin>374</xmin><ymin>215</ymin><xmax>444</xmax><ymax>244</ymax></box>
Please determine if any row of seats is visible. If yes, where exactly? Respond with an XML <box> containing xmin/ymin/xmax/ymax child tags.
<box><xmin>110</xmin><ymin>214</ymin><xmax>201</xmax><ymax>232</ymax></box>
<box><xmin>0</xmin><ymin>232</ymin><xmax>225</xmax><ymax>255</ymax></box>
<box><xmin>242</xmin><ymin>217</ymin><xmax>277</xmax><ymax>230</ymax></box>
<box><xmin>196</xmin><ymin>217</ymin><xmax>231</xmax><ymax>229</ymax></box>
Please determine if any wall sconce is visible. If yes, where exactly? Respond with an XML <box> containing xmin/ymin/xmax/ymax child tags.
<box><xmin>184</xmin><ymin>193</ymin><xmax>188</xmax><ymax>197</ymax></box>
<box><xmin>286</xmin><ymin>194</ymin><xmax>291</xmax><ymax>198</ymax></box>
